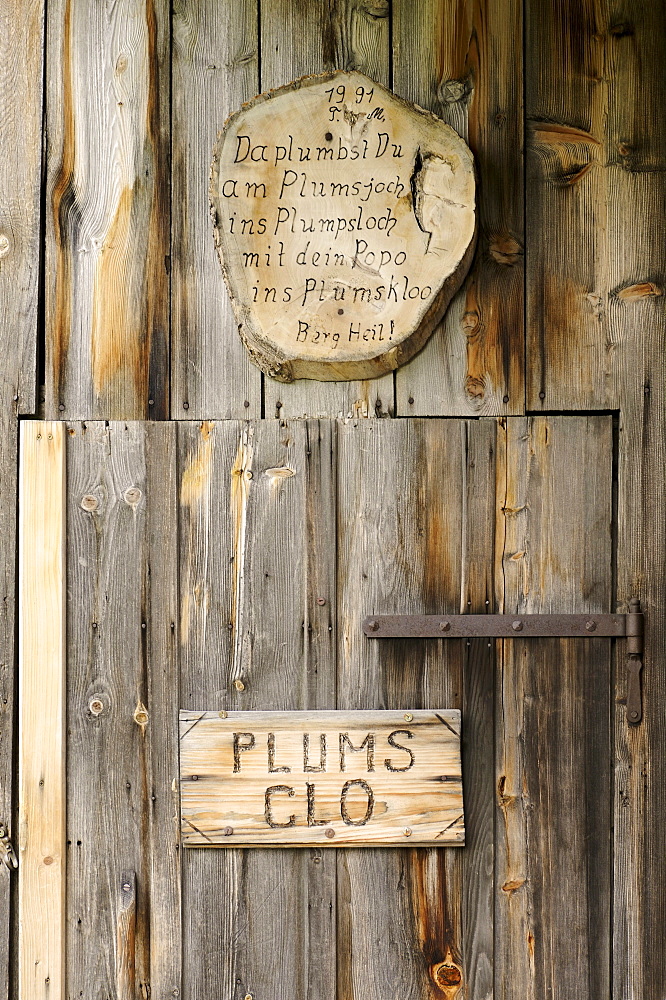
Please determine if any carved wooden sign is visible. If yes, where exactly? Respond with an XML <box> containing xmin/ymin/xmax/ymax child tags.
<box><xmin>180</xmin><ymin>710</ymin><xmax>464</xmax><ymax>847</ymax></box>
<box><xmin>211</xmin><ymin>71</ymin><xmax>476</xmax><ymax>382</ymax></box>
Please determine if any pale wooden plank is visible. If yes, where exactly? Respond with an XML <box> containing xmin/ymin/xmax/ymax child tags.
<box><xmin>171</xmin><ymin>0</ymin><xmax>262</xmax><ymax>419</ymax></box>
<box><xmin>0</xmin><ymin>0</ymin><xmax>44</xmax><ymax>414</ymax></box>
<box><xmin>495</xmin><ymin>416</ymin><xmax>612</xmax><ymax>999</ymax></box>
<box><xmin>0</xmin><ymin>413</ymin><xmax>18</xmax><ymax>1000</ymax></box>
<box><xmin>45</xmin><ymin>0</ymin><xmax>171</xmax><ymax>420</ymax></box>
<box><xmin>260</xmin><ymin>0</ymin><xmax>395</xmax><ymax>418</ymax></box>
<box><xmin>393</xmin><ymin>0</ymin><xmax>524</xmax><ymax>416</ymax></box>
<box><xmin>337</xmin><ymin>419</ymin><xmax>474</xmax><ymax>997</ymax></box>
<box><xmin>18</xmin><ymin>421</ymin><xmax>66</xmax><ymax>1000</ymax></box>
<box><xmin>179</xmin><ymin>419</ymin><xmax>337</xmax><ymax>1000</ymax></box>
<box><xmin>180</xmin><ymin>709</ymin><xmax>464</xmax><ymax>846</ymax></box>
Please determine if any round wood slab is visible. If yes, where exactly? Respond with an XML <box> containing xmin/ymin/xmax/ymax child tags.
<box><xmin>211</xmin><ymin>70</ymin><xmax>476</xmax><ymax>382</ymax></box>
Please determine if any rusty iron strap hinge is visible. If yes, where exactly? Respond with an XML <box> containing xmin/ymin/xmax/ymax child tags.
<box><xmin>363</xmin><ymin>598</ymin><xmax>644</xmax><ymax>725</ymax></box>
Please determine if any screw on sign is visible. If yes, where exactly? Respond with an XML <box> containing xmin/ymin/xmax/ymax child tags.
<box><xmin>211</xmin><ymin>71</ymin><xmax>475</xmax><ymax>382</ymax></box>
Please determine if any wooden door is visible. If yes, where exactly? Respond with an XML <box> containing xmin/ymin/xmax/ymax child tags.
<box><xmin>20</xmin><ymin>414</ymin><xmax>616</xmax><ymax>998</ymax></box>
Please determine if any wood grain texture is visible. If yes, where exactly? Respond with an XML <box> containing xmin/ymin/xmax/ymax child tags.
<box><xmin>45</xmin><ymin>0</ymin><xmax>170</xmax><ymax>420</ymax></box>
<box><xmin>494</xmin><ymin>416</ymin><xmax>612</xmax><ymax>999</ymax></box>
<box><xmin>180</xmin><ymin>710</ymin><xmax>464</xmax><ymax>846</ymax></box>
<box><xmin>337</xmin><ymin>419</ymin><xmax>496</xmax><ymax>999</ymax></box>
<box><xmin>393</xmin><ymin>0</ymin><xmax>524</xmax><ymax>416</ymax></box>
<box><xmin>0</xmin><ymin>0</ymin><xmax>44</xmax><ymax>414</ymax></box>
<box><xmin>18</xmin><ymin>422</ymin><xmax>66</xmax><ymax>1000</ymax></box>
<box><xmin>179</xmin><ymin>419</ymin><xmax>337</xmax><ymax>1000</ymax></box>
<box><xmin>171</xmin><ymin>0</ymin><xmax>262</xmax><ymax>419</ymax></box>
<box><xmin>0</xmin><ymin>412</ymin><xmax>18</xmax><ymax>1000</ymax></box>
<box><xmin>261</xmin><ymin>0</ymin><xmax>395</xmax><ymax>417</ymax></box>
<box><xmin>526</xmin><ymin>0</ymin><xmax>666</xmax><ymax>412</ymax></box>
<box><xmin>65</xmin><ymin>422</ymin><xmax>179</xmax><ymax>998</ymax></box>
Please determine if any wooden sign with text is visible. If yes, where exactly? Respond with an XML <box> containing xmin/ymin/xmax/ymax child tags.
<box><xmin>211</xmin><ymin>71</ymin><xmax>476</xmax><ymax>382</ymax></box>
<box><xmin>180</xmin><ymin>710</ymin><xmax>464</xmax><ymax>847</ymax></box>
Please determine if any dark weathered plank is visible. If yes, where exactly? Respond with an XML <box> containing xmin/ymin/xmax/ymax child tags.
<box><xmin>526</xmin><ymin>0</ymin><xmax>666</xmax><ymax>413</ymax></box>
<box><xmin>393</xmin><ymin>0</ymin><xmax>524</xmax><ymax>416</ymax></box>
<box><xmin>179</xmin><ymin>420</ymin><xmax>336</xmax><ymax>1000</ymax></box>
<box><xmin>614</xmin><ymin>386</ymin><xmax>666</xmax><ymax>998</ymax></box>
<box><xmin>45</xmin><ymin>0</ymin><xmax>171</xmax><ymax>420</ymax></box>
<box><xmin>65</xmin><ymin>423</ymin><xmax>179</xmax><ymax>998</ymax></box>
<box><xmin>260</xmin><ymin>0</ymin><xmax>395</xmax><ymax>419</ymax></box>
<box><xmin>337</xmin><ymin>419</ymin><xmax>496</xmax><ymax>997</ymax></box>
<box><xmin>144</xmin><ymin>423</ymin><xmax>181</xmax><ymax>999</ymax></box>
<box><xmin>171</xmin><ymin>0</ymin><xmax>262</xmax><ymax>420</ymax></box>
<box><xmin>495</xmin><ymin>416</ymin><xmax>612</xmax><ymax>999</ymax></box>
<box><xmin>0</xmin><ymin>0</ymin><xmax>44</xmax><ymax>414</ymax></box>
<box><xmin>0</xmin><ymin>412</ymin><xmax>18</xmax><ymax>1000</ymax></box>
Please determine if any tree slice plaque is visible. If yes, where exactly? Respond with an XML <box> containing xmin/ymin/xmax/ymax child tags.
<box><xmin>211</xmin><ymin>71</ymin><xmax>476</xmax><ymax>382</ymax></box>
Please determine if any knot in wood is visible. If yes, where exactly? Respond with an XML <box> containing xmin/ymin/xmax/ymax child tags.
<box><xmin>123</xmin><ymin>486</ymin><xmax>142</xmax><ymax>506</ymax></box>
<box><xmin>89</xmin><ymin>698</ymin><xmax>104</xmax><ymax>716</ymax></box>
<box><xmin>81</xmin><ymin>494</ymin><xmax>99</xmax><ymax>512</ymax></box>
<box><xmin>0</xmin><ymin>234</ymin><xmax>10</xmax><ymax>258</ymax></box>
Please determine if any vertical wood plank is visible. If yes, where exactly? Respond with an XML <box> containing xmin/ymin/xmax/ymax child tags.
<box><xmin>179</xmin><ymin>419</ymin><xmax>337</xmax><ymax>1000</ymax></box>
<box><xmin>0</xmin><ymin>414</ymin><xmax>18</xmax><ymax>1000</ymax></box>
<box><xmin>614</xmin><ymin>385</ymin><xmax>666</xmax><ymax>998</ymax></box>
<box><xmin>495</xmin><ymin>416</ymin><xmax>613</xmax><ymax>999</ymax></box>
<box><xmin>526</xmin><ymin>0</ymin><xmax>666</xmax><ymax>412</ymax></box>
<box><xmin>260</xmin><ymin>0</ymin><xmax>395</xmax><ymax>419</ymax></box>
<box><xmin>393</xmin><ymin>0</ymin><xmax>524</xmax><ymax>416</ymax></box>
<box><xmin>45</xmin><ymin>0</ymin><xmax>171</xmax><ymax>420</ymax></box>
<box><xmin>18</xmin><ymin>421</ymin><xmax>66</xmax><ymax>1000</ymax></box>
<box><xmin>0</xmin><ymin>0</ymin><xmax>44</xmax><ymax>414</ymax></box>
<box><xmin>65</xmin><ymin>422</ymin><xmax>179</xmax><ymax>997</ymax></box>
<box><xmin>171</xmin><ymin>0</ymin><xmax>262</xmax><ymax>419</ymax></box>
<box><xmin>144</xmin><ymin>422</ymin><xmax>182</xmax><ymax>999</ymax></box>
<box><xmin>337</xmin><ymin>418</ymin><xmax>496</xmax><ymax>997</ymax></box>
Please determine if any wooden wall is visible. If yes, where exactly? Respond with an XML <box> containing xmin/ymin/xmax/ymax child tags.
<box><xmin>1</xmin><ymin>0</ymin><xmax>665</xmax><ymax>996</ymax></box>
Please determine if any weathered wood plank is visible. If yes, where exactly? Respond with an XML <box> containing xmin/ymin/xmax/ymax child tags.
<box><xmin>393</xmin><ymin>0</ymin><xmax>524</xmax><ymax>416</ymax></box>
<box><xmin>65</xmin><ymin>422</ymin><xmax>179</xmax><ymax>997</ymax></box>
<box><xmin>614</xmin><ymin>386</ymin><xmax>666</xmax><ymax>997</ymax></box>
<box><xmin>260</xmin><ymin>0</ymin><xmax>395</xmax><ymax>417</ymax></box>
<box><xmin>526</xmin><ymin>0</ymin><xmax>666</xmax><ymax>412</ymax></box>
<box><xmin>45</xmin><ymin>0</ymin><xmax>171</xmax><ymax>420</ymax></box>
<box><xmin>0</xmin><ymin>0</ymin><xmax>44</xmax><ymax>414</ymax></box>
<box><xmin>337</xmin><ymin>419</ymin><xmax>496</xmax><ymax>997</ymax></box>
<box><xmin>179</xmin><ymin>419</ymin><xmax>337</xmax><ymax>1000</ymax></box>
<box><xmin>495</xmin><ymin>416</ymin><xmax>612</xmax><ymax>999</ymax></box>
<box><xmin>171</xmin><ymin>0</ymin><xmax>262</xmax><ymax>419</ymax></box>
<box><xmin>143</xmin><ymin>422</ymin><xmax>181</xmax><ymax>999</ymax></box>
<box><xmin>0</xmin><ymin>413</ymin><xmax>17</xmax><ymax>1000</ymax></box>
<box><xmin>18</xmin><ymin>422</ymin><xmax>66</xmax><ymax>1000</ymax></box>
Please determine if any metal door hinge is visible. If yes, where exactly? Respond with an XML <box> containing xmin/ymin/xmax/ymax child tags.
<box><xmin>0</xmin><ymin>825</ymin><xmax>18</xmax><ymax>870</ymax></box>
<box><xmin>363</xmin><ymin>599</ymin><xmax>645</xmax><ymax>724</ymax></box>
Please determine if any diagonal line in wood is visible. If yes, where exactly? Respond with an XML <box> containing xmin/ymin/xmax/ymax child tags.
<box><xmin>435</xmin><ymin>814</ymin><xmax>465</xmax><ymax>840</ymax></box>
<box><xmin>179</xmin><ymin>712</ymin><xmax>207</xmax><ymax>742</ymax></box>
<box><xmin>182</xmin><ymin>819</ymin><xmax>214</xmax><ymax>845</ymax></box>
<box><xmin>435</xmin><ymin>712</ymin><xmax>459</xmax><ymax>737</ymax></box>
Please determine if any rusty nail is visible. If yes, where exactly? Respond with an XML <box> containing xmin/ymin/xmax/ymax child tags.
<box><xmin>122</xmin><ymin>881</ymin><xmax>131</xmax><ymax>892</ymax></box>
<box><xmin>325</xmin><ymin>828</ymin><xmax>335</xmax><ymax>839</ymax></box>
<box><xmin>218</xmin><ymin>710</ymin><xmax>227</xmax><ymax>719</ymax></box>
<box><xmin>317</xmin><ymin>597</ymin><xmax>326</xmax><ymax>606</ymax></box>
<box><xmin>191</xmin><ymin>775</ymin><xmax>198</xmax><ymax>781</ymax></box>
<box><xmin>367</xmin><ymin>620</ymin><xmax>379</xmax><ymax>631</ymax></box>
<box><xmin>59</xmin><ymin>403</ymin><xmax>65</xmax><ymax>411</ymax></box>
<box><xmin>245</xmin><ymin>994</ymin><xmax>253</xmax><ymax>1000</ymax></box>
<box><xmin>439</xmin><ymin>620</ymin><xmax>451</xmax><ymax>632</ymax></box>
<box><xmin>246</xmin><ymin>470</ymin><xmax>253</xmax><ymax>479</ymax></box>
<box><xmin>404</xmin><ymin>827</ymin><xmax>412</xmax><ymax>837</ymax></box>
<box><xmin>224</xmin><ymin>827</ymin><xmax>234</xmax><ymax>836</ymax></box>
<box><xmin>234</xmin><ymin>678</ymin><xmax>245</xmax><ymax>692</ymax></box>
<box><xmin>630</xmin><ymin>710</ymin><xmax>639</xmax><ymax>721</ymax></box>
<box><xmin>585</xmin><ymin>620</ymin><xmax>597</xmax><ymax>632</ymax></box>
<box><xmin>183</xmin><ymin>401</ymin><xmax>189</xmax><ymax>410</ymax></box>
<box><xmin>512</xmin><ymin>620</ymin><xmax>523</xmax><ymax>631</ymax></box>
<box><xmin>404</xmin><ymin>713</ymin><xmax>413</xmax><ymax>722</ymax></box>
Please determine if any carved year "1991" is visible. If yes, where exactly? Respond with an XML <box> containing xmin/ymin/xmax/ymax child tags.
<box><xmin>211</xmin><ymin>71</ymin><xmax>476</xmax><ymax>382</ymax></box>
<box><xmin>179</xmin><ymin>710</ymin><xmax>464</xmax><ymax>847</ymax></box>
